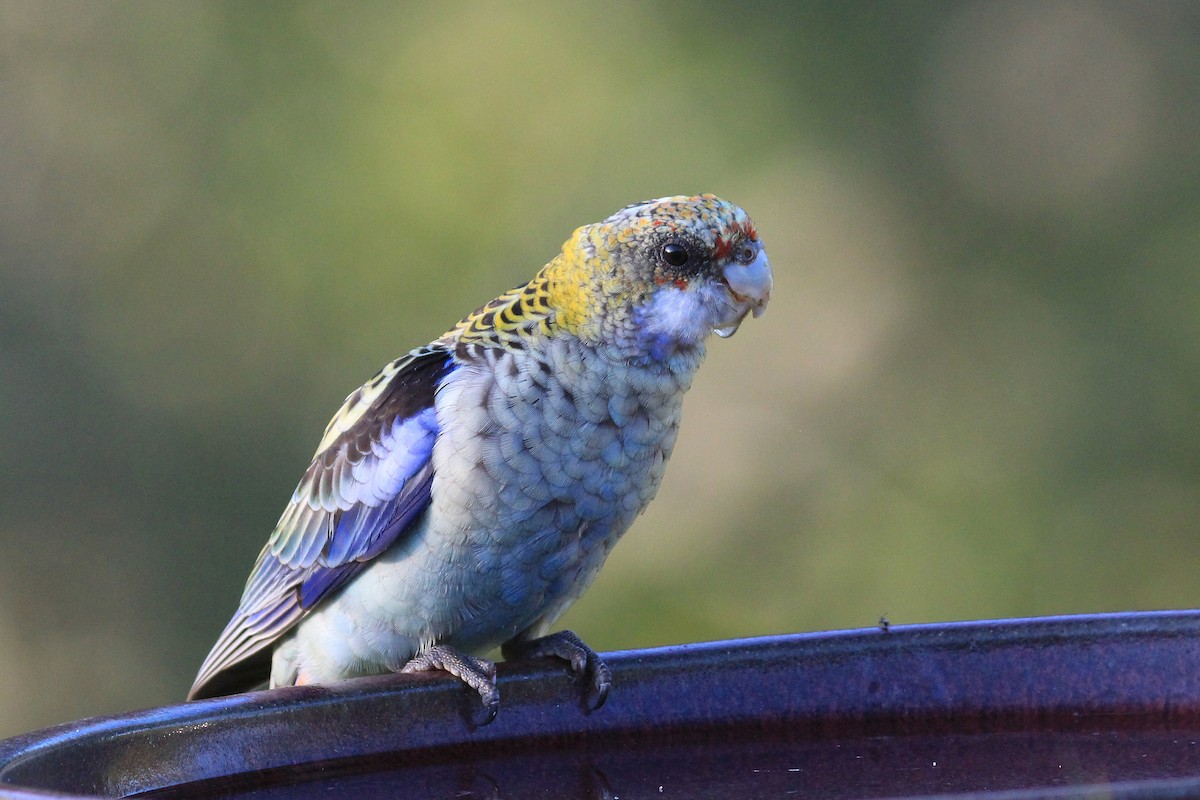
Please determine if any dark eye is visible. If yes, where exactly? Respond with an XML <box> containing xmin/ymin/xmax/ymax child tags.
<box><xmin>735</xmin><ymin>244</ymin><xmax>756</xmax><ymax>265</ymax></box>
<box><xmin>661</xmin><ymin>242</ymin><xmax>689</xmax><ymax>268</ymax></box>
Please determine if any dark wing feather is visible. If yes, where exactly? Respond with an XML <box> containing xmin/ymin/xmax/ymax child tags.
<box><xmin>188</xmin><ymin>347</ymin><xmax>453</xmax><ymax>700</ymax></box>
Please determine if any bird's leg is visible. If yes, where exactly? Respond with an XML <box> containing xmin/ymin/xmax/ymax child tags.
<box><xmin>400</xmin><ymin>645</ymin><xmax>499</xmax><ymax>725</ymax></box>
<box><xmin>502</xmin><ymin>629</ymin><xmax>611</xmax><ymax>712</ymax></box>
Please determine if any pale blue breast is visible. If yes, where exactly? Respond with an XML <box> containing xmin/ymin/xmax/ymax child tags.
<box><xmin>426</xmin><ymin>338</ymin><xmax>697</xmax><ymax>642</ymax></box>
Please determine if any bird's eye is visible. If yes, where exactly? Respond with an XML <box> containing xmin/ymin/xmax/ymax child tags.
<box><xmin>661</xmin><ymin>242</ymin><xmax>689</xmax><ymax>268</ymax></box>
<box><xmin>735</xmin><ymin>244</ymin><xmax>756</xmax><ymax>265</ymax></box>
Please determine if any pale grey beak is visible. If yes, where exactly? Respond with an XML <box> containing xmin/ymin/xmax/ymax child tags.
<box><xmin>715</xmin><ymin>247</ymin><xmax>773</xmax><ymax>338</ymax></box>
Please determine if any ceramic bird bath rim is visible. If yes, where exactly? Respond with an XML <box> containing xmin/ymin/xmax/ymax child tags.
<box><xmin>4</xmin><ymin>610</ymin><xmax>1200</xmax><ymax>800</ymax></box>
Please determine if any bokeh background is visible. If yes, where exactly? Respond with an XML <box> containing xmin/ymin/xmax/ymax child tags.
<box><xmin>2</xmin><ymin>0</ymin><xmax>1199</xmax><ymax>738</ymax></box>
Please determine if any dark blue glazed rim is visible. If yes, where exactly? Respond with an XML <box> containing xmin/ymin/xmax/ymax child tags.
<box><xmin>3</xmin><ymin>610</ymin><xmax>1200</xmax><ymax>799</ymax></box>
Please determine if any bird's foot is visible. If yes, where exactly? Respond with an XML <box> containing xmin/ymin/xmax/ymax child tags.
<box><xmin>401</xmin><ymin>645</ymin><xmax>499</xmax><ymax>726</ymax></box>
<box><xmin>502</xmin><ymin>629</ymin><xmax>611</xmax><ymax>712</ymax></box>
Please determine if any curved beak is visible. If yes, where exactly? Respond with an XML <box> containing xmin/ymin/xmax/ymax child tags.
<box><xmin>715</xmin><ymin>247</ymin><xmax>773</xmax><ymax>338</ymax></box>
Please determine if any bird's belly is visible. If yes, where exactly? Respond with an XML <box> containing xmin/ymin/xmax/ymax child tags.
<box><xmin>285</xmin><ymin>500</ymin><xmax>630</xmax><ymax>682</ymax></box>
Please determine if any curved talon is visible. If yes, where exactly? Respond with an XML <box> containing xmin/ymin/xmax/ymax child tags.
<box><xmin>502</xmin><ymin>629</ymin><xmax>611</xmax><ymax>713</ymax></box>
<box><xmin>400</xmin><ymin>645</ymin><xmax>499</xmax><ymax>725</ymax></box>
<box><xmin>589</xmin><ymin>660</ymin><xmax>612</xmax><ymax>711</ymax></box>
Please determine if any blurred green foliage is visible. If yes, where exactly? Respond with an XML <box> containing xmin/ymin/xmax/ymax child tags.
<box><xmin>1</xmin><ymin>0</ymin><xmax>1199</xmax><ymax>737</ymax></box>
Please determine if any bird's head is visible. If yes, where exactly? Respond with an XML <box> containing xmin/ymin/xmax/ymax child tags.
<box><xmin>546</xmin><ymin>194</ymin><xmax>772</xmax><ymax>358</ymax></box>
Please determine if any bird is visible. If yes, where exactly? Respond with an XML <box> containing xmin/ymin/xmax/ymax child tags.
<box><xmin>188</xmin><ymin>194</ymin><xmax>772</xmax><ymax>723</ymax></box>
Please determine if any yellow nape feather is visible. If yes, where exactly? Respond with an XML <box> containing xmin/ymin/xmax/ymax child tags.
<box><xmin>445</xmin><ymin>224</ymin><xmax>612</xmax><ymax>348</ymax></box>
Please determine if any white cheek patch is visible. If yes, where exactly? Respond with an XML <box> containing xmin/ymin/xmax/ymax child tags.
<box><xmin>643</xmin><ymin>285</ymin><xmax>717</xmax><ymax>345</ymax></box>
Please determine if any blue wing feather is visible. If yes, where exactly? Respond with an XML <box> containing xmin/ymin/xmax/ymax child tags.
<box><xmin>189</xmin><ymin>347</ymin><xmax>454</xmax><ymax>700</ymax></box>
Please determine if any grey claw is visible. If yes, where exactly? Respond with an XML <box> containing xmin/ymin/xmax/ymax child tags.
<box><xmin>400</xmin><ymin>644</ymin><xmax>499</xmax><ymax>726</ymax></box>
<box><xmin>502</xmin><ymin>629</ymin><xmax>611</xmax><ymax>713</ymax></box>
<box><xmin>588</xmin><ymin>660</ymin><xmax>612</xmax><ymax>711</ymax></box>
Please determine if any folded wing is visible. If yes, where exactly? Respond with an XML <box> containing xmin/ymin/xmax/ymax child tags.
<box><xmin>188</xmin><ymin>346</ymin><xmax>453</xmax><ymax>699</ymax></box>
